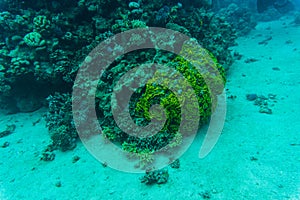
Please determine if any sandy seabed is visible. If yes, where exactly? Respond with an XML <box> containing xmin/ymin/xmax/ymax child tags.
<box><xmin>0</xmin><ymin>15</ymin><xmax>299</xmax><ymax>200</ymax></box>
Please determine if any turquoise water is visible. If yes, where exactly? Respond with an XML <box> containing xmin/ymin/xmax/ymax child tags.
<box><xmin>0</xmin><ymin>1</ymin><xmax>299</xmax><ymax>199</ymax></box>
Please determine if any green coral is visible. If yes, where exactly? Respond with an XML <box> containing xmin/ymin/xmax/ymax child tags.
<box><xmin>134</xmin><ymin>43</ymin><xmax>225</xmax><ymax>138</ymax></box>
<box><xmin>137</xmin><ymin>149</ymin><xmax>154</xmax><ymax>169</ymax></box>
<box><xmin>102</xmin><ymin>126</ymin><xmax>118</xmax><ymax>140</ymax></box>
<box><xmin>122</xmin><ymin>141</ymin><xmax>138</xmax><ymax>153</ymax></box>
<box><xmin>168</xmin><ymin>131</ymin><xmax>183</xmax><ymax>148</ymax></box>
<box><xmin>122</xmin><ymin>141</ymin><xmax>154</xmax><ymax>169</ymax></box>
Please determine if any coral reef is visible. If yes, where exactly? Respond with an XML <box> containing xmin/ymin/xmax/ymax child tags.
<box><xmin>218</xmin><ymin>3</ymin><xmax>257</xmax><ymax>36</ymax></box>
<box><xmin>0</xmin><ymin>0</ymin><xmax>236</xmax><ymax>155</ymax></box>
<box><xmin>165</xmin><ymin>7</ymin><xmax>237</xmax><ymax>69</ymax></box>
<box><xmin>44</xmin><ymin>93</ymin><xmax>77</xmax><ymax>151</ymax></box>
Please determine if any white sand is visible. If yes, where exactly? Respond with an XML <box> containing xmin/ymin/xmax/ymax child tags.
<box><xmin>0</xmin><ymin>16</ymin><xmax>299</xmax><ymax>199</ymax></box>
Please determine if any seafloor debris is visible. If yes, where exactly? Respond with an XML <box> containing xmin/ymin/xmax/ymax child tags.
<box><xmin>170</xmin><ymin>159</ymin><xmax>180</xmax><ymax>169</ymax></box>
<box><xmin>40</xmin><ymin>147</ymin><xmax>56</xmax><ymax>161</ymax></box>
<box><xmin>244</xmin><ymin>58</ymin><xmax>259</xmax><ymax>63</ymax></box>
<box><xmin>293</xmin><ymin>12</ymin><xmax>300</xmax><ymax>25</ymax></box>
<box><xmin>72</xmin><ymin>156</ymin><xmax>80</xmax><ymax>163</ymax></box>
<box><xmin>247</xmin><ymin>93</ymin><xmax>277</xmax><ymax>114</ymax></box>
<box><xmin>259</xmin><ymin>106</ymin><xmax>272</xmax><ymax>114</ymax></box>
<box><xmin>55</xmin><ymin>181</ymin><xmax>62</xmax><ymax>187</ymax></box>
<box><xmin>1</xmin><ymin>141</ymin><xmax>9</xmax><ymax>148</ymax></box>
<box><xmin>199</xmin><ymin>190</ymin><xmax>211</xmax><ymax>199</ymax></box>
<box><xmin>246</xmin><ymin>93</ymin><xmax>258</xmax><ymax>101</ymax></box>
<box><xmin>258</xmin><ymin>36</ymin><xmax>272</xmax><ymax>45</ymax></box>
<box><xmin>0</xmin><ymin>124</ymin><xmax>16</xmax><ymax>138</ymax></box>
<box><xmin>140</xmin><ymin>169</ymin><xmax>169</xmax><ymax>185</ymax></box>
<box><xmin>272</xmin><ymin>67</ymin><xmax>280</xmax><ymax>71</ymax></box>
<box><xmin>233</xmin><ymin>51</ymin><xmax>243</xmax><ymax>60</ymax></box>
